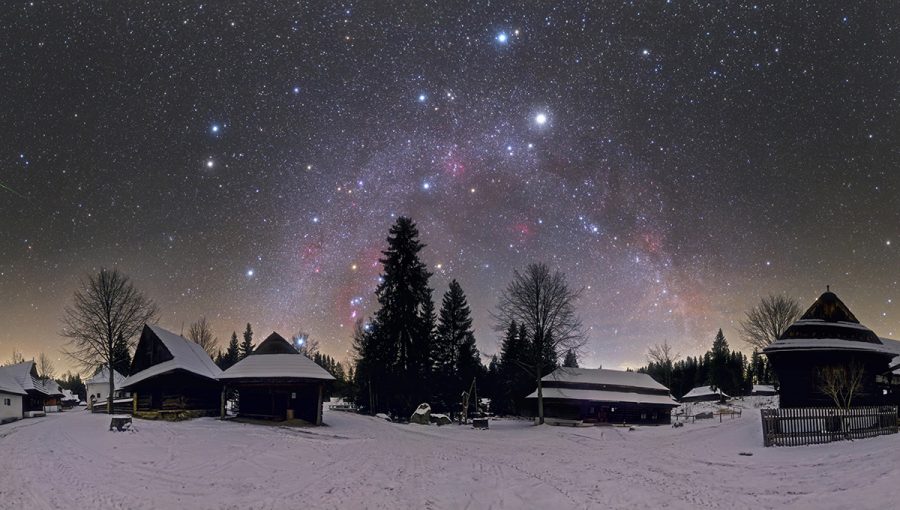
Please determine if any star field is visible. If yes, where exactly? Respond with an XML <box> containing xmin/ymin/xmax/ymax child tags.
<box><xmin>0</xmin><ymin>1</ymin><xmax>897</xmax><ymax>373</ymax></box>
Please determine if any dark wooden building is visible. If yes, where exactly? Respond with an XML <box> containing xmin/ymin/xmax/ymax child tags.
<box><xmin>219</xmin><ymin>332</ymin><xmax>334</xmax><ymax>424</ymax></box>
<box><xmin>122</xmin><ymin>324</ymin><xmax>223</xmax><ymax>418</ymax></box>
<box><xmin>764</xmin><ymin>290</ymin><xmax>897</xmax><ymax>408</ymax></box>
<box><xmin>526</xmin><ymin>367</ymin><xmax>678</xmax><ymax>425</ymax></box>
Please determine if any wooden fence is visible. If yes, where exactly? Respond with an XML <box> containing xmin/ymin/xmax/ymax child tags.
<box><xmin>761</xmin><ymin>406</ymin><xmax>898</xmax><ymax>447</ymax></box>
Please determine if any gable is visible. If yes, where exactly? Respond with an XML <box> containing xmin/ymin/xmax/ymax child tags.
<box><xmin>130</xmin><ymin>325</ymin><xmax>174</xmax><ymax>374</ymax></box>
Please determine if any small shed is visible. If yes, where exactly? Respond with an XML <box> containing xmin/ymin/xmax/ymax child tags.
<box><xmin>122</xmin><ymin>324</ymin><xmax>223</xmax><ymax>418</ymax></box>
<box><xmin>39</xmin><ymin>379</ymin><xmax>65</xmax><ymax>412</ymax></box>
<box><xmin>220</xmin><ymin>332</ymin><xmax>335</xmax><ymax>424</ymax></box>
<box><xmin>0</xmin><ymin>366</ymin><xmax>27</xmax><ymax>423</ymax></box>
<box><xmin>526</xmin><ymin>367</ymin><xmax>678</xmax><ymax>425</ymax></box>
<box><xmin>680</xmin><ymin>386</ymin><xmax>729</xmax><ymax>403</ymax></box>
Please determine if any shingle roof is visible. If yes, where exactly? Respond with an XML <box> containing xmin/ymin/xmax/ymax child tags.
<box><xmin>541</xmin><ymin>367</ymin><xmax>669</xmax><ymax>391</ymax></box>
<box><xmin>0</xmin><ymin>365</ymin><xmax>27</xmax><ymax>395</ymax></box>
<box><xmin>526</xmin><ymin>386</ymin><xmax>678</xmax><ymax>406</ymax></box>
<box><xmin>682</xmin><ymin>386</ymin><xmax>729</xmax><ymax>399</ymax></box>
<box><xmin>122</xmin><ymin>324</ymin><xmax>222</xmax><ymax>388</ymax></box>
<box><xmin>86</xmin><ymin>366</ymin><xmax>126</xmax><ymax>387</ymax></box>
<box><xmin>2</xmin><ymin>361</ymin><xmax>47</xmax><ymax>395</ymax></box>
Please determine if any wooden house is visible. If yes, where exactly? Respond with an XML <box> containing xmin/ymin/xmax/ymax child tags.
<box><xmin>39</xmin><ymin>379</ymin><xmax>65</xmax><ymax>412</ymax></box>
<box><xmin>680</xmin><ymin>386</ymin><xmax>729</xmax><ymax>403</ymax></box>
<box><xmin>122</xmin><ymin>324</ymin><xmax>223</xmax><ymax>418</ymax></box>
<box><xmin>526</xmin><ymin>367</ymin><xmax>678</xmax><ymax>425</ymax></box>
<box><xmin>764</xmin><ymin>290</ymin><xmax>898</xmax><ymax>408</ymax></box>
<box><xmin>85</xmin><ymin>367</ymin><xmax>127</xmax><ymax>410</ymax></box>
<box><xmin>0</xmin><ymin>366</ymin><xmax>27</xmax><ymax>424</ymax></box>
<box><xmin>219</xmin><ymin>332</ymin><xmax>334</xmax><ymax>424</ymax></box>
<box><xmin>2</xmin><ymin>361</ymin><xmax>48</xmax><ymax>418</ymax></box>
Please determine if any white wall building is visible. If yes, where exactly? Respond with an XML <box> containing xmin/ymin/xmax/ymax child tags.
<box><xmin>0</xmin><ymin>367</ymin><xmax>26</xmax><ymax>423</ymax></box>
<box><xmin>85</xmin><ymin>367</ymin><xmax>127</xmax><ymax>409</ymax></box>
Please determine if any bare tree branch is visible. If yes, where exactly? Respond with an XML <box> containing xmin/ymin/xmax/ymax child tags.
<box><xmin>187</xmin><ymin>316</ymin><xmax>219</xmax><ymax>357</ymax></box>
<box><xmin>493</xmin><ymin>262</ymin><xmax>585</xmax><ymax>424</ymax></box>
<box><xmin>818</xmin><ymin>360</ymin><xmax>865</xmax><ymax>409</ymax></box>
<box><xmin>739</xmin><ymin>294</ymin><xmax>802</xmax><ymax>350</ymax></box>
<box><xmin>61</xmin><ymin>268</ymin><xmax>158</xmax><ymax>414</ymax></box>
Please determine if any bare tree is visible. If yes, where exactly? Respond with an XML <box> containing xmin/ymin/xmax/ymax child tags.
<box><xmin>187</xmin><ymin>316</ymin><xmax>219</xmax><ymax>357</ymax></box>
<box><xmin>739</xmin><ymin>294</ymin><xmax>802</xmax><ymax>350</ymax></box>
<box><xmin>62</xmin><ymin>268</ymin><xmax>159</xmax><ymax>414</ymax></box>
<box><xmin>293</xmin><ymin>331</ymin><xmax>319</xmax><ymax>358</ymax></box>
<box><xmin>818</xmin><ymin>360</ymin><xmax>866</xmax><ymax>409</ymax></box>
<box><xmin>494</xmin><ymin>262</ymin><xmax>585</xmax><ymax>424</ymax></box>
<box><xmin>647</xmin><ymin>340</ymin><xmax>680</xmax><ymax>389</ymax></box>
<box><xmin>37</xmin><ymin>352</ymin><xmax>56</xmax><ymax>381</ymax></box>
<box><xmin>5</xmin><ymin>350</ymin><xmax>25</xmax><ymax>366</ymax></box>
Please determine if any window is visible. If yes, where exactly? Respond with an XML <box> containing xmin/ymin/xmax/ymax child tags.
<box><xmin>3</xmin><ymin>398</ymin><xmax>10</xmax><ymax>406</ymax></box>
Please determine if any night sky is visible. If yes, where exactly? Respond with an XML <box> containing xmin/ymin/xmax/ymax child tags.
<box><xmin>1</xmin><ymin>2</ymin><xmax>897</xmax><ymax>374</ymax></box>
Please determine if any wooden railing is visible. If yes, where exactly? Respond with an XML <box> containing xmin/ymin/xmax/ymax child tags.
<box><xmin>761</xmin><ymin>406</ymin><xmax>898</xmax><ymax>447</ymax></box>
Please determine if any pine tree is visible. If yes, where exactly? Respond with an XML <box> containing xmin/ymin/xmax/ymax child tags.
<box><xmin>432</xmin><ymin>280</ymin><xmax>481</xmax><ymax>412</ymax></box>
<box><xmin>496</xmin><ymin>321</ymin><xmax>532</xmax><ymax>415</ymax></box>
<box><xmin>563</xmin><ymin>349</ymin><xmax>579</xmax><ymax>368</ymax></box>
<box><xmin>361</xmin><ymin>217</ymin><xmax>435</xmax><ymax>417</ymax></box>
<box><xmin>111</xmin><ymin>333</ymin><xmax>132</xmax><ymax>376</ymax></box>
<box><xmin>240</xmin><ymin>323</ymin><xmax>254</xmax><ymax>359</ymax></box>
<box><xmin>220</xmin><ymin>331</ymin><xmax>240</xmax><ymax>369</ymax></box>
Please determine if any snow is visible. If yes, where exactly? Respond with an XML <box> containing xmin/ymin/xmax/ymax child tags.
<box><xmin>526</xmin><ymin>386</ymin><xmax>678</xmax><ymax>406</ymax></box>
<box><xmin>2</xmin><ymin>405</ymin><xmax>899</xmax><ymax>509</ymax></box>
<box><xmin>764</xmin><ymin>337</ymin><xmax>897</xmax><ymax>355</ymax></box>
<box><xmin>541</xmin><ymin>367</ymin><xmax>669</xmax><ymax>391</ymax></box>
<box><xmin>0</xmin><ymin>366</ymin><xmax>26</xmax><ymax>395</ymax></box>
<box><xmin>0</xmin><ymin>361</ymin><xmax>45</xmax><ymax>394</ymax></box>
<box><xmin>86</xmin><ymin>366</ymin><xmax>127</xmax><ymax>387</ymax></box>
<box><xmin>682</xmin><ymin>386</ymin><xmax>728</xmax><ymax>400</ymax></box>
<box><xmin>122</xmin><ymin>325</ymin><xmax>222</xmax><ymax>388</ymax></box>
<box><xmin>220</xmin><ymin>353</ymin><xmax>334</xmax><ymax>381</ymax></box>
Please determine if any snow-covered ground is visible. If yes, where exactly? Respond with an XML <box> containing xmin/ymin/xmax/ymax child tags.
<box><xmin>1</xmin><ymin>406</ymin><xmax>898</xmax><ymax>509</ymax></box>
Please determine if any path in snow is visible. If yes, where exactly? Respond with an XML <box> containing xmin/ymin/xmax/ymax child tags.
<box><xmin>0</xmin><ymin>407</ymin><xmax>897</xmax><ymax>509</ymax></box>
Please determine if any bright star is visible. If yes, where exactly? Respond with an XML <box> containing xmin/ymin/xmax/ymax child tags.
<box><xmin>642</xmin><ymin>49</ymin><xmax>650</xmax><ymax>56</ymax></box>
<box><xmin>422</xmin><ymin>182</ymin><xmax>431</xmax><ymax>190</ymax></box>
<box><xmin>246</xmin><ymin>269</ymin><xmax>254</xmax><ymax>277</ymax></box>
<box><xmin>211</xmin><ymin>124</ymin><xmax>220</xmax><ymax>133</ymax></box>
<box><xmin>293</xmin><ymin>86</ymin><xmax>300</xmax><ymax>94</ymax></box>
<box><xmin>496</xmin><ymin>32</ymin><xmax>508</xmax><ymax>44</ymax></box>
<box><xmin>206</xmin><ymin>159</ymin><xmax>214</xmax><ymax>168</ymax></box>
<box><xmin>418</xmin><ymin>94</ymin><xmax>426</xmax><ymax>102</ymax></box>
<box><xmin>535</xmin><ymin>113</ymin><xmax>547</xmax><ymax>125</ymax></box>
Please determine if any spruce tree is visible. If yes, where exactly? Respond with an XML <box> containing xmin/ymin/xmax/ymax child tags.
<box><xmin>433</xmin><ymin>280</ymin><xmax>481</xmax><ymax>412</ymax></box>
<box><xmin>563</xmin><ymin>349</ymin><xmax>579</xmax><ymax>368</ymax></box>
<box><xmin>240</xmin><ymin>323</ymin><xmax>254</xmax><ymax>359</ymax></box>
<box><xmin>221</xmin><ymin>331</ymin><xmax>240</xmax><ymax>369</ymax></box>
<box><xmin>365</xmin><ymin>217</ymin><xmax>434</xmax><ymax>416</ymax></box>
<box><xmin>111</xmin><ymin>333</ymin><xmax>132</xmax><ymax>376</ymax></box>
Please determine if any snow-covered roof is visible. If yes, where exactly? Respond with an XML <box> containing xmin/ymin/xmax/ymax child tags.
<box><xmin>61</xmin><ymin>389</ymin><xmax>79</xmax><ymax>402</ymax></box>
<box><xmin>751</xmin><ymin>385</ymin><xmax>776</xmax><ymax>394</ymax></box>
<box><xmin>526</xmin><ymin>386</ymin><xmax>678</xmax><ymax>407</ymax></box>
<box><xmin>86</xmin><ymin>366</ymin><xmax>126</xmax><ymax>387</ymax></box>
<box><xmin>0</xmin><ymin>366</ymin><xmax>27</xmax><ymax>395</ymax></box>
<box><xmin>1</xmin><ymin>361</ymin><xmax>46</xmax><ymax>395</ymax></box>
<box><xmin>39</xmin><ymin>379</ymin><xmax>64</xmax><ymax>396</ymax></box>
<box><xmin>541</xmin><ymin>367</ymin><xmax>669</xmax><ymax>391</ymax></box>
<box><xmin>681</xmin><ymin>386</ymin><xmax>728</xmax><ymax>399</ymax></box>
<box><xmin>220</xmin><ymin>333</ymin><xmax>334</xmax><ymax>381</ymax></box>
<box><xmin>763</xmin><ymin>337</ymin><xmax>896</xmax><ymax>356</ymax></box>
<box><xmin>122</xmin><ymin>324</ymin><xmax>222</xmax><ymax>388</ymax></box>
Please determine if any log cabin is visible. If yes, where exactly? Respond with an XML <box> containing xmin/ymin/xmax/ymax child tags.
<box><xmin>680</xmin><ymin>386</ymin><xmax>729</xmax><ymax>403</ymax></box>
<box><xmin>526</xmin><ymin>367</ymin><xmax>678</xmax><ymax>425</ymax></box>
<box><xmin>122</xmin><ymin>325</ymin><xmax>223</xmax><ymax>419</ymax></box>
<box><xmin>219</xmin><ymin>332</ymin><xmax>334</xmax><ymax>424</ymax></box>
